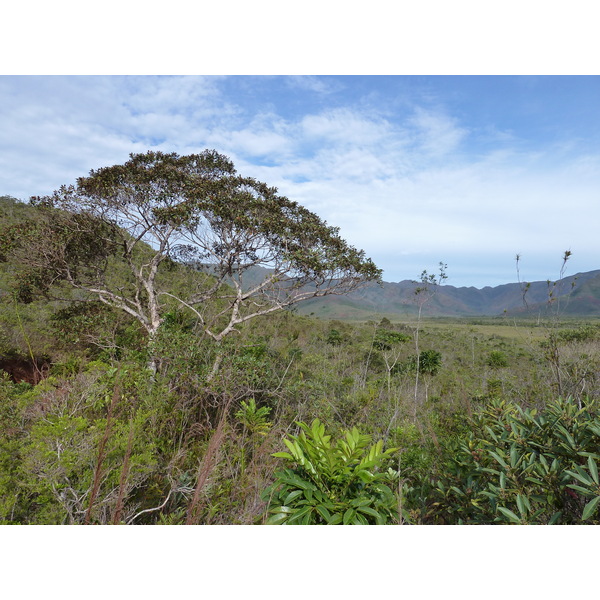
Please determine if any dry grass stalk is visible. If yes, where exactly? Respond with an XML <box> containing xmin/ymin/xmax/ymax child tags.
<box><xmin>84</xmin><ymin>378</ymin><xmax>120</xmax><ymax>525</ymax></box>
<box><xmin>185</xmin><ymin>397</ymin><xmax>232</xmax><ymax>525</ymax></box>
<box><xmin>111</xmin><ymin>417</ymin><xmax>135</xmax><ymax>524</ymax></box>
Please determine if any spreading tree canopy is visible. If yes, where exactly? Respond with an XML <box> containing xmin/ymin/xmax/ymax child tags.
<box><xmin>11</xmin><ymin>150</ymin><xmax>381</xmax><ymax>348</ymax></box>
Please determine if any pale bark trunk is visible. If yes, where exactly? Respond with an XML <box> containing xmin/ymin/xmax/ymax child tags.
<box><xmin>206</xmin><ymin>350</ymin><xmax>223</xmax><ymax>383</ymax></box>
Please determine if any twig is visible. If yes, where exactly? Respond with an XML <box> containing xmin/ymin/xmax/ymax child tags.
<box><xmin>127</xmin><ymin>489</ymin><xmax>175</xmax><ymax>524</ymax></box>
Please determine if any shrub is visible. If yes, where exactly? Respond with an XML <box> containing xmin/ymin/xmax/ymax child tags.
<box><xmin>487</xmin><ymin>350</ymin><xmax>509</xmax><ymax>368</ymax></box>
<box><xmin>326</xmin><ymin>329</ymin><xmax>343</xmax><ymax>345</ymax></box>
<box><xmin>403</xmin><ymin>349</ymin><xmax>442</xmax><ymax>375</ymax></box>
<box><xmin>235</xmin><ymin>398</ymin><xmax>272</xmax><ymax>436</ymax></box>
<box><xmin>262</xmin><ymin>420</ymin><xmax>399</xmax><ymax>524</ymax></box>
<box><xmin>418</xmin><ymin>397</ymin><xmax>600</xmax><ymax>524</ymax></box>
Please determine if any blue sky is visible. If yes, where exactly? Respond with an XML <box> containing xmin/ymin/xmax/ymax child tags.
<box><xmin>1</xmin><ymin>75</ymin><xmax>599</xmax><ymax>287</ymax></box>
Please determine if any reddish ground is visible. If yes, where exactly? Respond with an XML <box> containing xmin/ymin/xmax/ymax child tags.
<box><xmin>0</xmin><ymin>357</ymin><xmax>50</xmax><ymax>385</ymax></box>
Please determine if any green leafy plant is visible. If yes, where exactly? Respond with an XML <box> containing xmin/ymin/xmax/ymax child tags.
<box><xmin>262</xmin><ymin>419</ymin><xmax>398</xmax><ymax>524</ymax></box>
<box><xmin>404</xmin><ymin>349</ymin><xmax>442</xmax><ymax>375</ymax></box>
<box><xmin>326</xmin><ymin>329</ymin><xmax>343</xmax><ymax>346</ymax></box>
<box><xmin>418</xmin><ymin>397</ymin><xmax>600</xmax><ymax>524</ymax></box>
<box><xmin>235</xmin><ymin>398</ymin><xmax>272</xmax><ymax>436</ymax></box>
<box><xmin>487</xmin><ymin>350</ymin><xmax>509</xmax><ymax>368</ymax></box>
<box><xmin>565</xmin><ymin>455</ymin><xmax>600</xmax><ymax>521</ymax></box>
<box><xmin>373</xmin><ymin>329</ymin><xmax>410</xmax><ymax>351</ymax></box>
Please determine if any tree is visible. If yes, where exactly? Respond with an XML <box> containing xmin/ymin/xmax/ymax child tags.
<box><xmin>411</xmin><ymin>263</ymin><xmax>447</xmax><ymax>417</ymax></box>
<box><xmin>10</xmin><ymin>150</ymin><xmax>382</xmax><ymax>370</ymax></box>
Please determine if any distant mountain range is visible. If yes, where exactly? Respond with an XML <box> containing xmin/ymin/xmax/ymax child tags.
<box><xmin>293</xmin><ymin>269</ymin><xmax>600</xmax><ymax>320</ymax></box>
<box><xmin>189</xmin><ymin>262</ymin><xmax>600</xmax><ymax>320</ymax></box>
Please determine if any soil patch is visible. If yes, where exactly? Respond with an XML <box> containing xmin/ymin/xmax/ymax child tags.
<box><xmin>0</xmin><ymin>356</ymin><xmax>50</xmax><ymax>385</ymax></box>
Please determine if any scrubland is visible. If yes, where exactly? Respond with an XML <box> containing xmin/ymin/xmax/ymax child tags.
<box><xmin>2</xmin><ymin>298</ymin><xmax>599</xmax><ymax>524</ymax></box>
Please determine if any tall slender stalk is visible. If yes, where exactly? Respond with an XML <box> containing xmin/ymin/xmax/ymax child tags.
<box><xmin>412</xmin><ymin>263</ymin><xmax>447</xmax><ymax>422</ymax></box>
<box><xmin>111</xmin><ymin>417</ymin><xmax>135</xmax><ymax>525</ymax></box>
<box><xmin>185</xmin><ymin>397</ymin><xmax>233</xmax><ymax>524</ymax></box>
<box><xmin>85</xmin><ymin>378</ymin><xmax>121</xmax><ymax>524</ymax></box>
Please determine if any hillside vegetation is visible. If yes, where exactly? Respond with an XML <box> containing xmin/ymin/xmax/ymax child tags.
<box><xmin>1</xmin><ymin>191</ymin><xmax>600</xmax><ymax>525</ymax></box>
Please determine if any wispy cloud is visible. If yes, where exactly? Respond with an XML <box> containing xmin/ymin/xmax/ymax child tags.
<box><xmin>285</xmin><ymin>75</ymin><xmax>341</xmax><ymax>94</ymax></box>
<box><xmin>1</xmin><ymin>75</ymin><xmax>598</xmax><ymax>287</ymax></box>
<box><xmin>409</xmin><ymin>107</ymin><xmax>468</xmax><ymax>157</ymax></box>
<box><xmin>301</xmin><ymin>108</ymin><xmax>391</xmax><ymax>146</ymax></box>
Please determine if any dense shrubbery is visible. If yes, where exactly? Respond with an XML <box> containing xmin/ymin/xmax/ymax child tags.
<box><xmin>2</xmin><ymin>299</ymin><xmax>600</xmax><ymax>525</ymax></box>
<box><xmin>404</xmin><ymin>397</ymin><xmax>600</xmax><ymax>524</ymax></box>
<box><xmin>2</xmin><ymin>301</ymin><xmax>600</xmax><ymax>524</ymax></box>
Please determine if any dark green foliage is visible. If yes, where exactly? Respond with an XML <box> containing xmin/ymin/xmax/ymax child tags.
<box><xmin>487</xmin><ymin>350</ymin><xmax>509</xmax><ymax>368</ymax></box>
<box><xmin>373</xmin><ymin>329</ymin><xmax>411</xmax><ymax>350</ymax></box>
<box><xmin>326</xmin><ymin>329</ymin><xmax>343</xmax><ymax>345</ymax></box>
<box><xmin>50</xmin><ymin>301</ymin><xmax>141</xmax><ymax>360</ymax></box>
<box><xmin>404</xmin><ymin>349</ymin><xmax>442</xmax><ymax>375</ymax></box>
<box><xmin>412</xmin><ymin>397</ymin><xmax>600</xmax><ymax>524</ymax></box>
<box><xmin>0</xmin><ymin>196</ymin><xmax>39</xmax><ymax>264</ymax></box>
<box><xmin>378</xmin><ymin>317</ymin><xmax>393</xmax><ymax>330</ymax></box>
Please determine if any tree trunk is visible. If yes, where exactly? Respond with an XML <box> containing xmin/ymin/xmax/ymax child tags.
<box><xmin>206</xmin><ymin>350</ymin><xmax>223</xmax><ymax>383</ymax></box>
<box><xmin>146</xmin><ymin>328</ymin><xmax>160</xmax><ymax>378</ymax></box>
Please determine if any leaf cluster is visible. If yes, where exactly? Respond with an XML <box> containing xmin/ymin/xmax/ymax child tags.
<box><xmin>373</xmin><ymin>329</ymin><xmax>411</xmax><ymax>350</ymax></box>
<box><xmin>235</xmin><ymin>398</ymin><xmax>272</xmax><ymax>436</ymax></box>
<box><xmin>262</xmin><ymin>419</ymin><xmax>398</xmax><ymax>524</ymax></box>
<box><xmin>403</xmin><ymin>349</ymin><xmax>442</xmax><ymax>376</ymax></box>
<box><xmin>420</xmin><ymin>397</ymin><xmax>600</xmax><ymax>524</ymax></box>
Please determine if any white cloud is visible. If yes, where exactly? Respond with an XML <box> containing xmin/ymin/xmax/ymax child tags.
<box><xmin>409</xmin><ymin>107</ymin><xmax>468</xmax><ymax>157</ymax></box>
<box><xmin>301</xmin><ymin>108</ymin><xmax>392</xmax><ymax>146</ymax></box>
<box><xmin>203</xmin><ymin>113</ymin><xmax>297</xmax><ymax>160</ymax></box>
<box><xmin>1</xmin><ymin>76</ymin><xmax>598</xmax><ymax>288</ymax></box>
<box><xmin>210</xmin><ymin>128</ymin><xmax>293</xmax><ymax>158</ymax></box>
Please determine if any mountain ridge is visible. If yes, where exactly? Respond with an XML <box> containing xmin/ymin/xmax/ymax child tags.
<box><xmin>294</xmin><ymin>269</ymin><xmax>600</xmax><ymax>319</ymax></box>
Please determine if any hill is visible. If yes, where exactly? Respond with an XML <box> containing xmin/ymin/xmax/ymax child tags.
<box><xmin>198</xmin><ymin>258</ymin><xmax>600</xmax><ymax>320</ymax></box>
<box><xmin>294</xmin><ymin>269</ymin><xmax>600</xmax><ymax>319</ymax></box>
